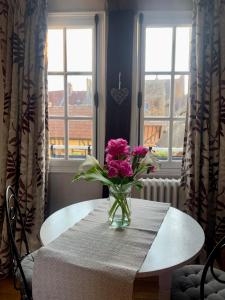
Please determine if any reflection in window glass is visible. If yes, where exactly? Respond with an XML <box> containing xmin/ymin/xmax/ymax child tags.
<box><xmin>48</xmin><ymin>30</ymin><xmax>63</xmax><ymax>72</ymax></box>
<box><xmin>144</xmin><ymin>75</ymin><xmax>170</xmax><ymax>117</ymax></box>
<box><xmin>68</xmin><ymin>120</ymin><xmax>93</xmax><ymax>158</ymax></box>
<box><xmin>48</xmin><ymin>76</ymin><xmax>64</xmax><ymax>116</ymax></box>
<box><xmin>172</xmin><ymin>121</ymin><xmax>185</xmax><ymax>159</ymax></box>
<box><xmin>67</xmin><ymin>76</ymin><xmax>93</xmax><ymax>117</ymax></box>
<box><xmin>47</xmin><ymin>23</ymin><xmax>95</xmax><ymax>161</ymax></box>
<box><xmin>67</xmin><ymin>29</ymin><xmax>93</xmax><ymax>72</ymax></box>
<box><xmin>175</xmin><ymin>27</ymin><xmax>191</xmax><ymax>71</ymax></box>
<box><xmin>145</xmin><ymin>27</ymin><xmax>173</xmax><ymax>72</ymax></box>
<box><xmin>143</xmin><ymin>24</ymin><xmax>191</xmax><ymax>162</ymax></box>
<box><xmin>174</xmin><ymin>75</ymin><xmax>189</xmax><ymax>117</ymax></box>
<box><xmin>144</xmin><ymin>121</ymin><xmax>169</xmax><ymax>160</ymax></box>
<box><xmin>49</xmin><ymin>119</ymin><xmax>65</xmax><ymax>158</ymax></box>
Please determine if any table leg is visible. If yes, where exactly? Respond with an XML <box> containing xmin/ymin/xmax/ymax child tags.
<box><xmin>159</xmin><ymin>272</ymin><xmax>172</xmax><ymax>300</ymax></box>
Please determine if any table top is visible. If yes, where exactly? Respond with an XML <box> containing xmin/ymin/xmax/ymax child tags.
<box><xmin>40</xmin><ymin>198</ymin><xmax>205</xmax><ymax>278</ymax></box>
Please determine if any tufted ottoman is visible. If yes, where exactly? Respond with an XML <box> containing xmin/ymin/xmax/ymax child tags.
<box><xmin>171</xmin><ymin>265</ymin><xmax>225</xmax><ymax>300</ymax></box>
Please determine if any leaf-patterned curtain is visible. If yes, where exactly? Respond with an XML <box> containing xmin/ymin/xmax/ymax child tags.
<box><xmin>0</xmin><ymin>0</ymin><xmax>48</xmax><ymax>278</ymax></box>
<box><xmin>181</xmin><ymin>0</ymin><xmax>225</xmax><ymax>255</ymax></box>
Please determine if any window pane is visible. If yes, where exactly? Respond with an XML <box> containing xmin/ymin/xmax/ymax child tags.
<box><xmin>68</xmin><ymin>120</ymin><xmax>93</xmax><ymax>159</ymax></box>
<box><xmin>49</xmin><ymin>119</ymin><xmax>65</xmax><ymax>158</ymax></box>
<box><xmin>174</xmin><ymin>75</ymin><xmax>189</xmax><ymax>117</ymax></box>
<box><xmin>67</xmin><ymin>76</ymin><xmax>93</xmax><ymax>117</ymax></box>
<box><xmin>48</xmin><ymin>76</ymin><xmax>64</xmax><ymax>116</ymax></box>
<box><xmin>144</xmin><ymin>75</ymin><xmax>170</xmax><ymax>117</ymax></box>
<box><xmin>48</xmin><ymin>29</ymin><xmax>63</xmax><ymax>72</ymax></box>
<box><xmin>67</xmin><ymin>28</ymin><xmax>92</xmax><ymax>72</ymax></box>
<box><xmin>175</xmin><ymin>27</ymin><xmax>191</xmax><ymax>71</ymax></box>
<box><xmin>145</xmin><ymin>27</ymin><xmax>173</xmax><ymax>72</ymax></box>
<box><xmin>144</xmin><ymin>121</ymin><xmax>169</xmax><ymax>160</ymax></box>
<box><xmin>172</xmin><ymin>121</ymin><xmax>185</xmax><ymax>159</ymax></box>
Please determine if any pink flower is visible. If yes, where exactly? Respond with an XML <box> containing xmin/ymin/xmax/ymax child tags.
<box><xmin>119</xmin><ymin>160</ymin><xmax>133</xmax><ymax>177</ymax></box>
<box><xmin>147</xmin><ymin>165</ymin><xmax>157</xmax><ymax>173</ymax></box>
<box><xmin>106</xmin><ymin>138</ymin><xmax>130</xmax><ymax>159</ymax></box>
<box><xmin>108</xmin><ymin>167</ymin><xmax>119</xmax><ymax>178</ymax></box>
<box><xmin>107</xmin><ymin>160</ymin><xmax>120</xmax><ymax>178</ymax></box>
<box><xmin>107</xmin><ymin>160</ymin><xmax>133</xmax><ymax>178</ymax></box>
<box><xmin>132</xmin><ymin>146</ymin><xmax>148</xmax><ymax>157</ymax></box>
<box><xmin>106</xmin><ymin>154</ymin><xmax>113</xmax><ymax>163</ymax></box>
<box><xmin>108</xmin><ymin>160</ymin><xmax>121</xmax><ymax>169</ymax></box>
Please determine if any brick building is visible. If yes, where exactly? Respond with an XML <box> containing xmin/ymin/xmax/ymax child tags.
<box><xmin>49</xmin><ymin>76</ymin><xmax>187</xmax><ymax>157</ymax></box>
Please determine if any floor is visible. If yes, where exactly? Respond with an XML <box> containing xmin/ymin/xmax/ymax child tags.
<box><xmin>0</xmin><ymin>276</ymin><xmax>159</xmax><ymax>300</ymax></box>
<box><xmin>0</xmin><ymin>277</ymin><xmax>20</xmax><ymax>300</ymax></box>
<box><xmin>134</xmin><ymin>276</ymin><xmax>159</xmax><ymax>299</ymax></box>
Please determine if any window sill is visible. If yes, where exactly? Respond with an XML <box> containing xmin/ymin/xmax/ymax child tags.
<box><xmin>141</xmin><ymin>168</ymin><xmax>181</xmax><ymax>179</ymax></box>
<box><xmin>49</xmin><ymin>159</ymin><xmax>182</xmax><ymax>178</ymax></box>
<box><xmin>49</xmin><ymin>159</ymin><xmax>84</xmax><ymax>173</ymax></box>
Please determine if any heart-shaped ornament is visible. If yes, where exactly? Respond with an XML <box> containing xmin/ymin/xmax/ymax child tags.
<box><xmin>111</xmin><ymin>88</ymin><xmax>129</xmax><ymax>105</ymax></box>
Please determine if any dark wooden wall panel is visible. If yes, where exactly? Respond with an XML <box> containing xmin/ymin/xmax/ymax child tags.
<box><xmin>105</xmin><ymin>10</ymin><xmax>134</xmax><ymax>145</ymax></box>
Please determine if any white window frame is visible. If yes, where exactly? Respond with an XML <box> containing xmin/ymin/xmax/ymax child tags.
<box><xmin>48</xmin><ymin>12</ymin><xmax>106</xmax><ymax>173</ymax></box>
<box><xmin>130</xmin><ymin>11</ymin><xmax>192</xmax><ymax>178</ymax></box>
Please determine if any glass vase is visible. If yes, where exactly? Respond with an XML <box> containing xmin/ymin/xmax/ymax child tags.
<box><xmin>108</xmin><ymin>185</ymin><xmax>131</xmax><ymax>228</ymax></box>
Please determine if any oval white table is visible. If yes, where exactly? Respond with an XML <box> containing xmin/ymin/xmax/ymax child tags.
<box><xmin>40</xmin><ymin>199</ymin><xmax>205</xmax><ymax>300</ymax></box>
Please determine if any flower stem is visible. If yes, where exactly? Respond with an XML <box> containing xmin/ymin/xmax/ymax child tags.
<box><xmin>108</xmin><ymin>187</ymin><xmax>131</xmax><ymax>226</ymax></box>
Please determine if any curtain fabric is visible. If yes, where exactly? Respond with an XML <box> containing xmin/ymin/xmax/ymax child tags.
<box><xmin>0</xmin><ymin>0</ymin><xmax>48</xmax><ymax>278</ymax></box>
<box><xmin>181</xmin><ymin>0</ymin><xmax>225</xmax><ymax>254</ymax></box>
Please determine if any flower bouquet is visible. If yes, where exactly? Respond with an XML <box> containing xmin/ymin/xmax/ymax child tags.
<box><xmin>73</xmin><ymin>138</ymin><xmax>158</xmax><ymax>228</ymax></box>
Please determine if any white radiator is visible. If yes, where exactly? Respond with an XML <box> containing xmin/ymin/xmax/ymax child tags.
<box><xmin>139</xmin><ymin>178</ymin><xmax>181</xmax><ymax>208</ymax></box>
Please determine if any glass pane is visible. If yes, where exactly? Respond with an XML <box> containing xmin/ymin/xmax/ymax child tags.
<box><xmin>48</xmin><ymin>76</ymin><xmax>64</xmax><ymax>116</ymax></box>
<box><xmin>49</xmin><ymin>119</ymin><xmax>65</xmax><ymax>158</ymax></box>
<box><xmin>67</xmin><ymin>28</ymin><xmax>92</xmax><ymax>72</ymax></box>
<box><xmin>67</xmin><ymin>76</ymin><xmax>93</xmax><ymax>117</ymax></box>
<box><xmin>175</xmin><ymin>27</ymin><xmax>191</xmax><ymax>71</ymax></box>
<box><xmin>144</xmin><ymin>75</ymin><xmax>170</xmax><ymax>117</ymax></box>
<box><xmin>48</xmin><ymin>29</ymin><xmax>63</xmax><ymax>72</ymax></box>
<box><xmin>172</xmin><ymin>121</ymin><xmax>185</xmax><ymax>159</ymax></box>
<box><xmin>145</xmin><ymin>27</ymin><xmax>173</xmax><ymax>72</ymax></box>
<box><xmin>144</xmin><ymin>121</ymin><xmax>169</xmax><ymax>160</ymax></box>
<box><xmin>68</xmin><ymin>120</ymin><xmax>93</xmax><ymax>159</ymax></box>
<box><xmin>174</xmin><ymin>75</ymin><xmax>189</xmax><ymax>117</ymax></box>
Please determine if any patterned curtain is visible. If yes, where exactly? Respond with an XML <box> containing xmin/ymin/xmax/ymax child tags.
<box><xmin>0</xmin><ymin>0</ymin><xmax>48</xmax><ymax>278</ymax></box>
<box><xmin>181</xmin><ymin>0</ymin><xmax>225</xmax><ymax>255</ymax></box>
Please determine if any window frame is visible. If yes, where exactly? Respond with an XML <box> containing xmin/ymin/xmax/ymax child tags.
<box><xmin>130</xmin><ymin>11</ymin><xmax>192</xmax><ymax>177</ymax></box>
<box><xmin>48</xmin><ymin>12</ymin><xmax>106</xmax><ymax>173</ymax></box>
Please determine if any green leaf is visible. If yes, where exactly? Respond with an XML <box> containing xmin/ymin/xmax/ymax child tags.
<box><xmin>73</xmin><ymin>169</ymin><xmax>113</xmax><ymax>187</ymax></box>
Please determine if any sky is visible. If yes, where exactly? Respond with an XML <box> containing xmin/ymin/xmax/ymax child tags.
<box><xmin>145</xmin><ymin>27</ymin><xmax>190</xmax><ymax>72</ymax></box>
<box><xmin>47</xmin><ymin>26</ymin><xmax>191</xmax><ymax>94</ymax></box>
<box><xmin>48</xmin><ymin>28</ymin><xmax>92</xmax><ymax>91</ymax></box>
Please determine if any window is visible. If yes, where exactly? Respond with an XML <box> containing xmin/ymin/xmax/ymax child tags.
<box><xmin>48</xmin><ymin>13</ymin><xmax>105</xmax><ymax>171</ymax></box>
<box><xmin>131</xmin><ymin>12</ymin><xmax>192</xmax><ymax>175</ymax></box>
<box><xmin>143</xmin><ymin>26</ymin><xmax>191</xmax><ymax>160</ymax></box>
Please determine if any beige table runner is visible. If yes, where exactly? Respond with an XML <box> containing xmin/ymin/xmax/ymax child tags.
<box><xmin>33</xmin><ymin>199</ymin><xmax>170</xmax><ymax>300</ymax></box>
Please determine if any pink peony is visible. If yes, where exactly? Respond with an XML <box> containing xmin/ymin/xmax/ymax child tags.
<box><xmin>132</xmin><ymin>146</ymin><xmax>148</xmax><ymax>157</ymax></box>
<box><xmin>106</xmin><ymin>138</ymin><xmax>130</xmax><ymax>159</ymax></box>
<box><xmin>107</xmin><ymin>160</ymin><xmax>120</xmax><ymax>178</ymax></box>
<box><xmin>119</xmin><ymin>160</ymin><xmax>133</xmax><ymax>177</ymax></box>
<box><xmin>106</xmin><ymin>154</ymin><xmax>113</xmax><ymax>163</ymax></box>
<box><xmin>108</xmin><ymin>160</ymin><xmax>121</xmax><ymax>169</ymax></box>
<box><xmin>107</xmin><ymin>159</ymin><xmax>133</xmax><ymax>178</ymax></box>
<box><xmin>108</xmin><ymin>167</ymin><xmax>119</xmax><ymax>178</ymax></box>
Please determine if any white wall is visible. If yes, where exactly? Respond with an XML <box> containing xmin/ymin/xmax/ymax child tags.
<box><xmin>48</xmin><ymin>173</ymin><xmax>102</xmax><ymax>214</ymax></box>
<box><xmin>47</xmin><ymin>0</ymin><xmax>192</xmax><ymax>214</ymax></box>
<box><xmin>48</xmin><ymin>0</ymin><xmax>105</xmax><ymax>12</ymax></box>
<box><xmin>48</xmin><ymin>0</ymin><xmax>192</xmax><ymax>12</ymax></box>
<box><xmin>136</xmin><ymin>0</ymin><xmax>192</xmax><ymax>10</ymax></box>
